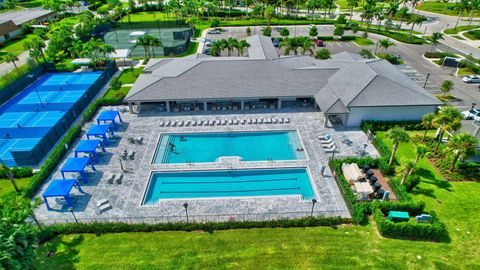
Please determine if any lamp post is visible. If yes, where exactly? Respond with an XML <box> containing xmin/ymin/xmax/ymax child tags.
<box><xmin>7</xmin><ymin>171</ymin><xmax>19</xmax><ymax>193</ymax></box>
<box><xmin>28</xmin><ymin>74</ymin><xmax>44</xmax><ymax>107</ymax></box>
<box><xmin>374</xmin><ymin>42</ymin><xmax>379</xmax><ymax>54</ymax></box>
<box><xmin>310</xmin><ymin>199</ymin><xmax>317</xmax><ymax>217</ymax></box>
<box><xmin>183</xmin><ymin>203</ymin><xmax>189</xmax><ymax>223</ymax></box>
<box><xmin>362</xmin><ymin>143</ymin><xmax>368</xmax><ymax>157</ymax></box>
<box><xmin>68</xmin><ymin>207</ymin><xmax>78</xmax><ymax>223</ymax></box>
<box><xmin>423</xmin><ymin>73</ymin><xmax>430</xmax><ymax>88</ymax></box>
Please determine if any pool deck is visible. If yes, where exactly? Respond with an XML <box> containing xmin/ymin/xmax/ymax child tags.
<box><xmin>34</xmin><ymin>106</ymin><xmax>379</xmax><ymax>224</ymax></box>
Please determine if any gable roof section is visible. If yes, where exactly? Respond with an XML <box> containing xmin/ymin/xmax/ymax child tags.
<box><xmin>246</xmin><ymin>34</ymin><xmax>279</xmax><ymax>60</ymax></box>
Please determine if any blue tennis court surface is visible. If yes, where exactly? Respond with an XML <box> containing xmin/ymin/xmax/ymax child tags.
<box><xmin>0</xmin><ymin>72</ymin><xmax>104</xmax><ymax>166</ymax></box>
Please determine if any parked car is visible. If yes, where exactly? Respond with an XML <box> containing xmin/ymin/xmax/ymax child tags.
<box><xmin>207</xmin><ymin>29</ymin><xmax>221</xmax><ymax>34</ymax></box>
<box><xmin>462</xmin><ymin>75</ymin><xmax>480</xmax><ymax>83</ymax></box>
<box><xmin>462</xmin><ymin>108</ymin><xmax>480</xmax><ymax>120</ymax></box>
<box><xmin>313</xmin><ymin>39</ymin><xmax>324</xmax><ymax>47</ymax></box>
<box><xmin>204</xmin><ymin>39</ymin><xmax>212</xmax><ymax>48</ymax></box>
<box><xmin>272</xmin><ymin>38</ymin><xmax>280</xmax><ymax>47</ymax></box>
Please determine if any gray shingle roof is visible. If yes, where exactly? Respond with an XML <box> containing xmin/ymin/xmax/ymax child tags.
<box><xmin>246</xmin><ymin>34</ymin><xmax>279</xmax><ymax>60</ymax></box>
<box><xmin>125</xmin><ymin>48</ymin><xmax>442</xmax><ymax>111</ymax></box>
<box><xmin>0</xmin><ymin>8</ymin><xmax>53</xmax><ymax>26</ymax></box>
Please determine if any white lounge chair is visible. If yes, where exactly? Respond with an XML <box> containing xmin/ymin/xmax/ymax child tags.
<box><xmin>159</xmin><ymin>121</ymin><xmax>164</xmax><ymax>127</ymax></box>
<box><xmin>216</xmin><ymin>119</ymin><xmax>221</xmax><ymax>125</ymax></box>
<box><xmin>258</xmin><ymin>118</ymin><xmax>264</xmax><ymax>124</ymax></box>
<box><xmin>322</xmin><ymin>142</ymin><xmax>335</xmax><ymax>149</ymax></box>
<box><xmin>284</xmin><ymin>118</ymin><xmax>290</xmax><ymax>123</ymax></box>
<box><xmin>233</xmin><ymin>119</ymin><xmax>238</xmax><ymax>125</ymax></box>
<box><xmin>165</xmin><ymin>121</ymin><xmax>171</xmax><ymax>127</ymax></box>
<box><xmin>114</xmin><ymin>173</ymin><xmax>123</xmax><ymax>184</ymax></box>
<box><xmin>318</xmin><ymin>134</ymin><xmax>331</xmax><ymax>140</ymax></box>
<box><xmin>105</xmin><ymin>173</ymin><xmax>115</xmax><ymax>184</ymax></box>
<box><xmin>240</xmin><ymin>119</ymin><xmax>245</xmax><ymax>124</ymax></box>
<box><xmin>128</xmin><ymin>150</ymin><xmax>135</xmax><ymax>160</ymax></box>
<box><xmin>185</xmin><ymin>120</ymin><xmax>191</xmax><ymax>126</ymax></box>
<box><xmin>272</xmin><ymin>118</ymin><xmax>278</xmax><ymax>124</ymax></box>
<box><xmin>172</xmin><ymin>121</ymin><xmax>178</xmax><ymax>127</ymax></box>
<box><xmin>252</xmin><ymin>118</ymin><xmax>257</xmax><ymax>124</ymax></box>
<box><xmin>278</xmin><ymin>118</ymin><xmax>284</xmax><ymax>124</ymax></box>
<box><xmin>321</xmin><ymin>138</ymin><xmax>333</xmax><ymax>145</ymax></box>
<box><xmin>178</xmin><ymin>120</ymin><xmax>184</xmax><ymax>127</ymax></box>
<box><xmin>324</xmin><ymin>145</ymin><xmax>336</xmax><ymax>153</ymax></box>
<box><xmin>228</xmin><ymin>119</ymin><xmax>233</xmax><ymax>125</ymax></box>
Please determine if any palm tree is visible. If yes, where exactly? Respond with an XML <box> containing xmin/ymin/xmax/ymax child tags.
<box><xmin>5</xmin><ymin>53</ymin><xmax>19</xmax><ymax>71</ymax></box>
<box><xmin>30</xmin><ymin>37</ymin><xmax>46</xmax><ymax>62</ymax></box>
<box><xmin>410</xmin><ymin>144</ymin><xmax>428</xmax><ymax>175</ymax></box>
<box><xmin>347</xmin><ymin>0</ymin><xmax>360</xmax><ymax>21</ymax></box>
<box><xmin>186</xmin><ymin>16</ymin><xmax>199</xmax><ymax>39</ymax></box>
<box><xmin>135</xmin><ymin>35</ymin><xmax>152</xmax><ymax>59</ymax></box>
<box><xmin>68</xmin><ymin>40</ymin><xmax>84</xmax><ymax>58</ymax></box>
<box><xmin>397</xmin><ymin>7</ymin><xmax>409</xmax><ymax>29</ymax></box>
<box><xmin>440</xmin><ymin>80</ymin><xmax>454</xmax><ymax>98</ymax></box>
<box><xmin>378</xmin><ymin>38</ymin><xmax>395</xmax><ymax>53</ymax></box>
<box><xmin>149</xmin><ymin>36</ymin><xmax>163</xmax><ymax>57</ymax></box>
<box><xmin>237</xmin><ymin>39</ymin><xmax>250</xmax><ymax>56</ymax></box>
<box><xmin>386</xmin><ymin>127</ymin><xmax>411</xmax><ymax>165</ymax></box>
<box><xmin>430</xmin><ymin>32</ymin><xmax>444</xmax><ymax>53</ymax></box>
<box><xmin>447</xmin><ymin>132</ymin><xmax>478</xmax><ymax>170</ymax></box>
<box><xmin>432</xmin><ymin>106</ymin><xmax>463</xmax><ymax>154</ymax></box>
<box><xmin>454</xmin><ymin>0</ymin><xmax>470</xmax><ymax>29</ymax></box>
<box><xmin>396</xmin><ymin>159</ymin><xmax>416</xmax><ymax>184</ymax></box>
<box><xmin>421</xmin><ymin>112</ymin><xmax>435</xmax><ymax>142</ymax></box>
<box><xmin>407</xmin><ymin>15</ymin><xmax>426</xmax><ymax>38</ymax></box>
<box><xmin>279</xmin><ymin>38</ymin><xmax>299</xmax><ymax>55</ymax></box>
<box><xmin>301</xmin><ymin>39</ymin><xmax>314</xmax><ymax>55</ymax></box>
<box><xmin>226</xmin><ymin>37</ymin><xmax>239</xmax><ymax>56</ymax></box>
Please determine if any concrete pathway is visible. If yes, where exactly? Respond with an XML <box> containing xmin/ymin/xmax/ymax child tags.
<box><xmin>0</xmin><ymin>50</ymin><xmax>31</xmax><ymax>76</ymax></box>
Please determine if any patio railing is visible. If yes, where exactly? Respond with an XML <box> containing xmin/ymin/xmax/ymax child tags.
<box><xmin>36</xmin><ymin>209</ymin><xmax>351</xmax><ymax>225</ymax></box>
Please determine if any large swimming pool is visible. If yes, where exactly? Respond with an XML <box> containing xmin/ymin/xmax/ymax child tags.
<box><xmin>153</xmin><ymin>130</ymin><xmax>306</xmax><ymax>164</ymax></box>
<box><xmin>143</xmin><ymin>168</ymin><xmax>315</xmax><ymax>204</ymax></box>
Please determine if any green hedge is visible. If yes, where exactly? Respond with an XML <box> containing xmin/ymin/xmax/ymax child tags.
<box><xmin>360</xmin><ymin>28</ymin><xmax>426</xmax><ymax>44</ymax></box>
<box><xmin>361</xmin><ymin>120</ymin><xmax>424</xmax><ymax>132</ymax></box>
<box><xmin>373</xmin><ymin>202</ymin><xmax>449</xmax><ymax>242</ymax></box>
<box><xmin>38</xmin><ymin>216</ymin><xmax>351</xmax><ymax>243</ymax></box>
<box><xmin>317</xmin><ymin>35</ymin><xmax>356</xmax><ymax>41</ymax></box>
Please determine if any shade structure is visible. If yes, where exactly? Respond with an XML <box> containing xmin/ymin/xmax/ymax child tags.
<box><xmin>86</xmin><ymin>124</ymin><xmax>114</xmax><ymax>145</ymax></box>
<box><xmin>71</xmin><ymin>58</ymin><xmax>92</xmax><ymax>65</ymax></box>
<box><xmin>96</xmin><ymin>110</ymin><xmax>123</xmax><ymax>130</ymax></box>
<box><xmin>74</xmin><ymin>139</ymin><xmax>105</xmax><ymax>162</ymax></box>
<box><xmin>107</xmin><ymin>49</ymin><xmax>131</xmax><ymax>59</ymax></box>
<box><xmin>42</xmin><ymin>179</ymin><xmax>85</xmax><ymax>210</ymax></box>
<box><xmin>60</xmin><ymin>157</ymin><xmax>96</xmax><ymax>183</ymax></box>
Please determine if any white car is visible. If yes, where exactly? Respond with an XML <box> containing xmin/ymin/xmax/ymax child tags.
<box><xmin>462</xmin><ymin>109</ymin><xmax>480</xmax><ymax>120</ymax></box>
<box><xmin>462</xmin><ymin>75</ymin><xmax>480</xmax><ymax>83</ymax></box>
<box><xmin>207</xmin><ymin>29</ymin><xmax>221</xmax><ymax>34</ymax></box>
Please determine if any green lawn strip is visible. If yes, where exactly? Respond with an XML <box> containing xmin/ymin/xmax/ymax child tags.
<box><xmin>1</xmin><ymin>34</ymin><xmax>36</xmax><ymax>54</ymax></box>
<box><xmin>457</xmin><ymin>67</ymin><xmax>476</xmax><ymax>75</ymax></box>
<box><xmin>103</xmin><ymin>86</ymin><xmax>131</xmax><ymax>100</ymax></box>
<box><xmin>463</xmin><ymin>30</ymin><xmax>480</xmax><ymax>40</ymax></box>
<box><xmin>444</xmin><ymin>25</ymin><xmax>480</xmax><ymax>35</ymax></box>
<box><xmin>416</xmin><ymin>1</ymin><xmax>480</xmax><ymax>17</ymax></box>
<box><xmin>353</xmin><ymin>37</ymin><xmax>374</xmax><ymax>46</ymax></box>
<box><xmin>18</xmin><ymin>0</ymin><xmax>43</xmax><ymax>8</ymax></box>
<box><xmin>0</xmin><ymin>177</ymin><xmax>30</xmax><ymax>195</ymax></box>
<box><xmin>452</xmin><ymin>35</ymin><xmax>466</xmax><ymax>40</ymax></box>
<box><xmin>117</xmin><ymin>67</ymin><xmax>144</xmax><ymax>84</ymax></box>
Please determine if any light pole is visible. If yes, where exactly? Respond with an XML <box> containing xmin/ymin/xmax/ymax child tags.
<box><xmin>68</xmin><ymin>207</ymin><xmax>78</xmax><ymax>223</ymax></box>
<box><xmin>28</xmin><ymin>74</ymin><xmax>44</xmax><ymax>107</ymax></box>
<box><xmin>374</xmin><ymin>42</ymin><xmax>379</xmax><ymax>54</ymax></box>
<box><xmin>310</xmin><ymin>199</ymin><xmax>317</xmax><ymax>217</ymax></box>
<box><xmin>183</xmin><ymin>203</ymin><xmax>189</xmax><ymax>223</ymax></box>
<box><xmin>423</xmin><ymin>73</ymin><xmax>430</xmax><ymax>88</ymax></box>
<box><xmin>7</xmin><ymin>171</ymin><xmax>19</xmax><ymax>193</ymax></box>
<box><xmin>362</xmin><ymin>143</ymin><xmax>368</xmax><ymax>157</ymax></box>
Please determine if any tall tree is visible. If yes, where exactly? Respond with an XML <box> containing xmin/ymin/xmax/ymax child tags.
<box><xmin>378</xmin><ymin>38</ymin><xmax>395</xmax><ymax>53</ymax></box>
<box><xmin>264</xmin><ymin>5</ymin><xmax>275</xmax><ymax>26</ymax></box>
<box><xmin>4</xmin><ymin>53</ymin><xmax>19</xmax><ymax>72</ymax></box>
<box><xmin>410</xmin><ymin>144</ymin><xmax>428</xmax><ymax>175</ymax></box>
<box><xmin>386</xmin><ymin>127</ymin><xmax>411</xmax><ymax>165</ymax></box>
<box><xmin>430</xmin><ymin>32</ymin><xmax>444</xmax><ymax>53</ymax></box>
<box><xmin>432</xmin><ymin>106</ymin><xmax>463</xmax><ymax>153</ymax></box>
<box><xmin>447</xmin><ymin>132</ymin><xmax>478</xmax><ymax>170</ymax></box>
<box><xmin>454</xmin><ymin>0</ymin><xmax>470</xmax><ymax>29</ymax></box>
<box><xmin>237</xmin><ymin>39</ymin><xmax>250</xmax><ymax>56</ymax></box>
<box><xmin>301</xmin><ymin>38</ymin><xmax>315</xmax><ymax>55</ymax></box>
<box><xmin>347</xmin><ymin>0</ymin><xmax>360</xmax><ymax>21</ymax></box>
<box><xmin>421</xmin><ymin>112</ymin><xmax>435</xmax><ymax>142</ymax></box>
<box><xmin>396</xmin><ymin>159</ymin><xmax>416</xmax><ymax>184</ymax></box>
<box><xmin>440</xmin><ymin>80</ymin><xmax>454</xmax><ymax>98</ymax></box>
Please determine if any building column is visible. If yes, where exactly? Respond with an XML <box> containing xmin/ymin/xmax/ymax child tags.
<box><xmin>204</xmin><ymin>101</ymin><xmax>208</xmax><ymax>111</ymax></box>
<box><xmin>277</xmin><ymin>99</ymin><xmax>282</xmax><ymax>109</ymax></box>
<box><xmin>135</xmin><ymin>102</ymin><xmax>141</xmax><ymax>113</ymax></box>
<box><xmin>314</xmin><ymin>102</ymin><xmax>319</xmax><ymax>109</ymax></box>
<box><xmin>166</xmin><ymin>101</ymin><xmax>170</xmax><ymax>112</ymax></box>
<box><xmin>241</xmin><ymin>100</ymin><xmax>244</xmax><ymax>110</ymax></box>
<box><xmin>128</xmin><ymin>102</ymin><xmax>134</xmax><ymax>114</ymax></box>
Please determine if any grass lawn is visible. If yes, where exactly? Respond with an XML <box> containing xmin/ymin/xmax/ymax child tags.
<box><xmin>463</xmin><ymin>30</ymin><xmax>480</xmax><ymax>40</ymax></box>
<box><xmin>452</xmin><ymin>34</ymin><xmax>466</xmax><ymax>40</ymax></box>
<box><xmin>1</xmin><ymin>34</ymin><xmax>36</xmax><ymax>54</ymax></box>
<box><xmin>416</xmin><ymin>1</ymin><xmax>480</xmax><ymax>17</ymax></box>
<box><xmin>35</xmin><ymin>129</ymin><xmax>480</xmax><ymax>269</ymax></box>
<box><xmin>0</xmin><ymin>177</ymin><xmax>30</xmax><ymax>196</ymax></box>
<box><xmin>444</xmin><ymin>25</ymin><xmax>480</xmax><ymax>35</ymax></box>
<box><xmin>103</xmin><ymin>86</ymin><xmax>131</xmax><ymax>100</ymax></box>
<box><xmin>18</xmin><ymin>0</ymin><xmax>43</xmax><ymax>8</ymax></box>
<box><xmin>457</xmin><ymin>67</ymin><xmax>476</xmax><ymax>75</ymax></box>
<box><xmin>353</xmin><ymin>37</ymin><xmax>374</xmax><ymax>46</ymax></box>
<box><xmin>117</xmin><ymin>67</ymin><xmax>144</xmax><ymax>85</ymax></box>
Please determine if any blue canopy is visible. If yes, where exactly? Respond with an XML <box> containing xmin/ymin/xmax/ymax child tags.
<box><xmin>97</xmin><ymin>110</ymin><xmax>123</xmax><ymax>130</ymax></box>
<box><xmin>42</xmin><ymin>179</ymin><xmax>85</xmax><ymax>210</ymax></box>
<box><xmin>86</xmin><ymin>124</ymin><xmax>114</xmax><ymax>145</ymax></box>
<box><xmin>61</xmin><ymin>157</ymin><xmax>96</xmax><ymax>183</ymax></box>
<box><xmin>74</xmin><ymin>139</ymin><xmax>105</xmax><ymax>162</ymax></box>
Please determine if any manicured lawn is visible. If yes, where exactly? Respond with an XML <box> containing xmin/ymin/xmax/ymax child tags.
<box><xmin>353</xmin><ymin>37</ymin><xmax>374</xmax><ymax>46</ymax></box>
<box><xmin>103</xmin><ymin>86</ymin><xmax>131</xmax><ymax>100</ymax></box>
<box><xmin>36</xmin><ymin>129</ymin><xmax>480</xmax><ymax>269</ymax></box>
<box><xmin>444</xmin><ymin>25</ymin><xmax>480</xmax><ymax>35</ymax></box>
<box><xmin>18</xmin><ymin>0</ymin><xmax>43</xmax><ymax>8</ymax></box>
<box><xmin>117</xmin><ymin>67</ymin><xmax>144</xmax><ymax>85</ymax></box>
<box><xmin>1</xmin><ymin>34</ymin><xmax>36</xmax><ymax>54</ymax></box>
<box><xmin>463</xmin><ymin>30</ymin><xmax>480</xmax><ymax>40</ymax></box>
<box><xmin>0</xmin><ymin>177</ymin><xmax>30</xmax><ymax>196</ymax></box>
<box><xmin>452</xmin><ymin>34</ymin><xmax>466</xmax><ymax>40</ymax></box>
<box><xmin>457</xmin><ymin>67</ymin><xmax>476</xmax><ymax>75</ymax></box>
<box><xmin>416</xmin><ymin>1</ymin><xmax>480</xmax><ymax>17</ymax></box>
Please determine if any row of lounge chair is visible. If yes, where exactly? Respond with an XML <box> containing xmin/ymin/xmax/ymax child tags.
<box><xmin>318</xmin><ymin>133</ymin><xmax>336</xmax><ymax>153</ymax></box>
<box><xmin>159</xmin><ymin>117</ymin><xmax>291</xmax><ymax>127</ymax></box>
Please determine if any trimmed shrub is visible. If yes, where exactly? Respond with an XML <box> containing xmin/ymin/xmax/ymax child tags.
<box><xmin>404</xmin><ymin>175</ymin><xmax>421</xmax><ymax>192</ymax></box>
<box><xmin>109</xmin><ymin>77</ymin><xmax>121</xmax><ymax>90</ymax></box>
<box><xmin>11</xmin><ymin>167</ymin><xmax>33</xmax><ymax>178</ymax></box>
<box><xmin>361</xmin><ymin>120</ymin><xmax>423</xmax><ymax>132</ymax></box>
<box><xmin>262</xmin><ymin>26</ymin><xmax>272</xmax><ymax>37</ymax></box>
<box><xmin>38</xmin><ymin>216</ymin><xmax>351</xmax><ymax>243</ymax></box>
<box><xmin>210</xmin><ymin>18</ymin><xmax>220</xmax><ymax>28</ymax></box>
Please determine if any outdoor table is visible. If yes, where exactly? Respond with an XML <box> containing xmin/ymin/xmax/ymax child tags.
<box><xmin>387</xmin><ymin>211</ymin><xmax>410</xmax><ymax>222</ymax></box>
<box><xmin>354</xmin><ymin>181</ymin><xmax>374</xmax><ymax>195</ymax></box>
<box><xmin>61</xmin><ymin>157</ymin><xmax>96</xmax><ymax>183</ymax></box>
<box><xmin>74</xmin><ymin>139</ymin><xmax>105</xmax><ymax>162</ymax></box>
<box><xmin>86</xmin><ymin>124</ymin><xmax>114</xmax><ymax>145</ymax></box>
<box><xmin>42</xmin><ymin>179</ymin><xmax>85</xmax><ymax>210</ymax></box>
<box><xmin>97</xmin><ymin>110</ymin><xmax>123</xmax><ymax>130</ymax></box>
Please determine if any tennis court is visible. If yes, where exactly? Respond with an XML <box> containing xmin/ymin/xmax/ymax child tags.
<box><xmin>104</xmin><ymin>27</ymin><xmax>191</xmax><ymax>57</ymax></box>
<box><xmin>0</xmin><ymin>72</ymin><xmax>104</xmax><ymax>166</ymax></box>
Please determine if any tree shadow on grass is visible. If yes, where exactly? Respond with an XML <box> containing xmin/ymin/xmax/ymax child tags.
<box><xmin>415</xmin><ymin>168</ymin><xmax>452</xmax><ymax>192</ymax></box>
<box><xmin>34</xmin><ymin>235</ymin><xmax>84</xmax><ymax>270</ymax></box>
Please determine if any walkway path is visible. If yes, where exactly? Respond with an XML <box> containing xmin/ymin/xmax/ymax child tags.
<box><xmin>0</xmin><ymin>50</ymin><xmax>31</xmax><ymax>76</ymax></box>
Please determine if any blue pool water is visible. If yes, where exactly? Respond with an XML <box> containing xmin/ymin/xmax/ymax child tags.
<box><xmin>153</xmin><ymin>131</ymin><xmax>306</xmax><ymax>164</ymax></box>
<box><xmin>143</xmin><ymin>168</ymin><xmax>315</xmax><ymax>204</ymax></box>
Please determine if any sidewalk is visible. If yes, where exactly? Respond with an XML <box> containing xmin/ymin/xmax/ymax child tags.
<box><xmin>0</xmin><ymin>50</ymin><xmax>31</xmax><ymax>76</ymax></box>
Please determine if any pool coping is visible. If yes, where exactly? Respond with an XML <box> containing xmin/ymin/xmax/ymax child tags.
<box><xmin>140</xmin><ymin>166</ymin><xmax>320</xmax><ymax>206</ymax></box>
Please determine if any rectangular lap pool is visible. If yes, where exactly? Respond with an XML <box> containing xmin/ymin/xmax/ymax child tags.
<box><xmin>143</xmin><ymin>168</ymin><xmax>315</xmax><ymax>204</ymax></box>
<box><xmin>153</xmin><ymin>130</ymin><xmax>306</xmax><ymax>164</ymax></box>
